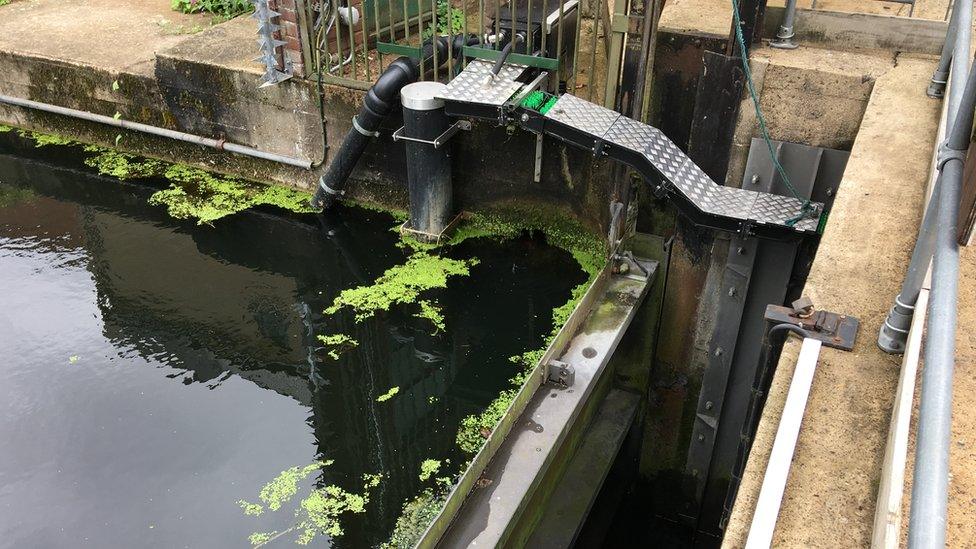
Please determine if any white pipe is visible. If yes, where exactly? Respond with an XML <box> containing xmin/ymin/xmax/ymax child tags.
<box><xmin>0</xmin><ymin>94</ymin><xmax>313</xmax><ymax>169</ymax></box>
<box><xmin>745</xmin><ymin>337</ymin><xmax>823</xmax><ymax>549</ymax></box>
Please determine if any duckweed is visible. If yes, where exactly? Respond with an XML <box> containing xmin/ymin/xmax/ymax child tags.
<box><xmin>418</xmin><ymin>459</ymin><xmax>441</xmax><ymax>482</ymax></box>
<box><xmin>316</xmin><ymin>334</ymin><xmax>358</xmax><ymax>360</ymax></box>
<box><xmin>18</xmin><ymin>130</ymin><xmax>74</xmax><ymax>148</ymax></box>
<box><xmin>149</xmin><ymin>164</ymin><xmax>316</xmax><ymax>224</ymax></box>
<box><xmin>83</xmin><ymin>148</ymin><xmax>164</xmax><ymax>180</ymax></box>
<box><xmin>325</xmin><ymin>251</ymin><xmax>477</xmax><ymax>331</ymax></box>
<box><xmin>240</xmin><ymin>464</ymin><xmax>382</xmax><ymax>547</ymax></box>
<box><xmin>376</xmin><ymin>386</ymin><xmax>400</xmax><ymax>402</ymax></box>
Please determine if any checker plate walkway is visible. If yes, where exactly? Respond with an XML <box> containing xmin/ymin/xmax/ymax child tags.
<box><xmin>438</xmin><ymin>64</ymin><xmax>825</xmax><ymax>237</ymax></box>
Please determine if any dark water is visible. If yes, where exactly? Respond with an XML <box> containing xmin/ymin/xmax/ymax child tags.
<box><xmin>0</xmin><ymin>150</ymin><xmax>585</xmax><ymax>548</ymax></box>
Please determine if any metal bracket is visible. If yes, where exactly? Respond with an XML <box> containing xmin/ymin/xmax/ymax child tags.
<box><xmin>764</xmin><ymin>303</ymin><xmax>860</xmax><ymax>351</ymax></box>
<box><xmin>546</xmin><ymin>360</ymin><xmax>575</xmax><ymax>387</ymax></box>
<box><xmin>392</xmin><ymin>120</ymin><xmax>471</xmax><ymax>148</ymax></box>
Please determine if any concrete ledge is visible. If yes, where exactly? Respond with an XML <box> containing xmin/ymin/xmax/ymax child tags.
<box><xmin>722</xmin><ymin>54</ymin><xmax>941</xmax><ymax>548</ymax></box>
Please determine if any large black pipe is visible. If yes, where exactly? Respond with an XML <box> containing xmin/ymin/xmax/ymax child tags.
<box><xmin>311</xmin><ymin>34</ymin><xmax>475</xmax><ymax>209</ymax></box>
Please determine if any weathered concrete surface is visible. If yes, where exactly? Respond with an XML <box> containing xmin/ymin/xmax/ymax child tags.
<box><xmin>726</xmin><ymin>46</ymin><xmax>894</xmax><ymax>186</ymax></box>
<box><xmin>0</xmin><ymin>0</ymin><xmax>322</xmax><ymax>189</ymax></box>
<box><xmin>722</xmin><ymin>54</ymin><xmax>941</xmax><ymax>548</ymax></box>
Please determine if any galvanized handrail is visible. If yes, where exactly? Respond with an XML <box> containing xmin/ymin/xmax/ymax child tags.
<box><xmin>878</xmin><ymin>0</ymin><xmax>973</xmax><ymax>545</ymax></box>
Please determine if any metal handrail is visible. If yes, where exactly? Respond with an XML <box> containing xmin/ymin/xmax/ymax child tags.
<box><xmin>878</xmin><ymin>0</ymin><xmax>973</xmax><ymax>545</ymax></box>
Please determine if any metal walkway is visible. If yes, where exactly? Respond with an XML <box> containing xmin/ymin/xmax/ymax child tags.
<box><xmin>437</xmin><ymin>62</ymin><xmax>825</xmax><ymax>238</ymax></box>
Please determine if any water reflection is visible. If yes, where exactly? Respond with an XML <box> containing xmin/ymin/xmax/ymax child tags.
<box><xmin>0</xmin><ymin>152</ymin><xmax>584</xmax><ymax>547</ymax></box>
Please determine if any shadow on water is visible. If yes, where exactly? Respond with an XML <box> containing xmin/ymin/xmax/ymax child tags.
<box><xmin>0</xmin><ymin>147</ymin><xmax>585</xmax><ymax>547</ymax></box>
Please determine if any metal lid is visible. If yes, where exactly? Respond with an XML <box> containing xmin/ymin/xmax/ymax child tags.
<box><xmin>400</xmin><ymin>81</ymin><xmax>448</xmax><ymax>111</ymax></box>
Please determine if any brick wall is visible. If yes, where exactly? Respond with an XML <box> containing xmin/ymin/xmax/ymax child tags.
<box><xmin>270</xmin><ymin>0</ymin><xmax>307</xmax><ymax>78</ymax></box>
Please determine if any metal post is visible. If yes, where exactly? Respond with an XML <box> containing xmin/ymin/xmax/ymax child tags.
<box><xmin>928</xmin><ymin>1</ymin><xmax>959</xmax><ymax>98</ymax></box>
<box><xmin>400</xmin><ymin>81</ymin><xmax>455</xmax><ymax>240</ymax></box>
<box><xmin>769</xmin><ymin>0</ymin><xmax>798</xmax><ymax>50</ymax></box>
<box><xmin>878</xmin><ymin>0</ymin><xmax>971</xmax><ymax>354</ymax></box>
<box><xmin>907</xmin><ymin>50</ymin><xmax>976</xmax><ymax>549</ymax></box>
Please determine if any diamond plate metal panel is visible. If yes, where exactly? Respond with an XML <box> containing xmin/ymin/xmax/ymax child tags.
<box><xmin>544</xmin><ymin>94</ymin><xmax>620</xmax><ymax>137</ymax></box>
<box><xmin>605</xmin><ymin>117</ymin><xmax>686</xmax><ymax>181</ymax></box>
<box><xmin>437</xmin><ymin>60</ymin><xmax>527</xmax><ymax>106</ymax></box>
<box><xmin>672</xmin><ymin>158</ymin><xmax>718</xmax><ymax>206</ymax></box>
<box><xmin>703</xmin><ymin>187</ymin><xmax>761</xmax><ymax>218</ymax></box>
<box><xmin>750</xmin><ymin>193</ymin><xmax>812</xmax><ymax>226</ymax></box>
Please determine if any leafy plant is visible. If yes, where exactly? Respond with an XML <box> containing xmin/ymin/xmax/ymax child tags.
<box><xmin>422</xmin><ymin>0</ymin><xmax>464</xmax><ymax>39</ymax></box>
<box><xmin>171</xmin><ymin>0</ymin><xmax>252</xmax><ymax>18</ymax></box>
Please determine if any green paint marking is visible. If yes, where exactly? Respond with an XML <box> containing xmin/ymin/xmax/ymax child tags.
<box><xmin>376</xmin><ymin>386</ymin><xmax>400</xmax><ymax>403</ymax></box>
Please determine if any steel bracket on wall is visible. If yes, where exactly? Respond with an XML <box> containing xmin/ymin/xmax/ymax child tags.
<box><xmin>764</xmin><ymin>303</ymin><xmax>860</xmax><ymax>351</ymax></box>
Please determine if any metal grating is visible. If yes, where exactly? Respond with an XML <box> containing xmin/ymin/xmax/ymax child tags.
<box><xmin>437</xmin><ymin>60</ymin><xmax>528</xmax><ymax>106</ymax></box>
<box><xmin>543</xmin><ymin>94</ymin><xmax>824</xmax><ymax>232</ymax></box>
<box><xmin>545</xmin><ymin>93</ymin><xmax>621</xmax><ymax>136</ymax></box>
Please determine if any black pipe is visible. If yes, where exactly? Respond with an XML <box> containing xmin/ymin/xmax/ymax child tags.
<box><xmin>311</xmin><ymin>34</ymin><xmax>477</xmax><ymax>209</ymax></box>
<box><xmin>491</xmin><ymin>32</ymin><xmax>525</xmax><ymax>77</ymax></box>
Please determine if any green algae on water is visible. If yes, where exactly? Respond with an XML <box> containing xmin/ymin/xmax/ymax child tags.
<box><xmin>240</xmin><ymin>462</ymin><xmax>382</xmax><ymax>546</ymax></box>
<box><xmin>83</xmin><ymin>147</ymin><xmax>165</xmax><ymax>180</ymax></box>
<box><xmin>325</xmin><ymin>251</ymin><xmax>477</xmax><ymax>331</ymax></box>
<box><xmin>418</xmin><ymin>459</ymin><xmax>442</xmax><ymax>481</ymax></box>
<box><xmin>316</xmin><ymin>333</ymin><xmax>358</xmax><ymax>360</ymax></box>
<box><xmin>18</xmin><ymin>130</ymin><xmax>74</xmax><ymax>148</ymax></box>
<box><xmin>376</xmin><ymin>386</ymin><xmax>400</xmax><ymax>402</ymax></box>
<box><xmin>149</xmin><ymin>164</ymin><xmax>316</xmax><ymax>225</ymax></box>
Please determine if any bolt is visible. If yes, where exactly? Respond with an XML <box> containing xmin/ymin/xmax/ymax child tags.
<box><xmin>736</xmin><ymin>246</ymin><xmax>746</xmax><ymax>255</ymax></box>
<box><xmin>698</xmin><ymin>434</ymin><xmax>705</xmax><ymax>442</ymax></box>
<box><xmin>826</xmin><ymin>187</ymin><xmax>834</xmax><ymax>196</ymax></box>
<box><xmin>705</xmin><ymin>401</ymin><xmax>714</xmax><ymax>410</ymax></box>
<box><xmin>520</xmin><ymin>113</ymin><xmax>529</xmax><ymax>123</ymax></box>
<box><xmin>728</xmin><ymin>287</ymin><xmax>737</xmax><ymax>297</ymax></box>
<box><xmin>751</xmin><ymin>174</ymin><xmax>760</xmax><ymax>186</ymax></box>
<box><xmin>714</xmin><ymin>347</ymin><xmax>723</xmax><ymax>357</ymax></box>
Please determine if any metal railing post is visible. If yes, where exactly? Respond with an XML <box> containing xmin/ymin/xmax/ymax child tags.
<box><xmin>770</xmin><ymin>0</ymin><xmax>798</xmax><ymax>50</ymax></box>
<box><xmin>908</xmin><ymin>52</ymin><xmax>976</xmax><ymax>549</ymax></box>
<box><xmin>928</xmin><ymin>1</ymin><xmax>959</xmax><ymax>98</ymax></box>
<box><xmin>878</xmin><ymin>0</ymin><xmax>971</xmax><ymax>354</ymax></box>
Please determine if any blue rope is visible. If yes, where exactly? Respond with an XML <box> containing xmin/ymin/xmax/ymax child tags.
<box><xmin>729</xmin><ymin>0</ymin><xmax>812</xmax><ymax>225</ymax></box>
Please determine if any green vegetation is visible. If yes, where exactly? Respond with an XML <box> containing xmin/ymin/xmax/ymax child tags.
<box><xmin>381</xmin><ymin>488</ymin><xmax>446</xmax><ymax>548</ymax></box>
<box><xmin>18</xmin><ymin>130</ymin><xmax>73</xmax><ymax>148</ymax></box>
<box><xmin>316</xmin><ymin>334</ymin><xmax>358</xmax><ymax>360</ymax></box>
<box><xmin>0</xmin><ymin>185</ymin><xmax>35</xmax><ymax>209</ymax></box>
<box><xmin>422</xmin><ymin>0</ymin><xmax>465</xmax><ymax>38</ymax></box>
<box><xmin>238</xmin><ymin>461</ymin><xmax>382</xmax><ymax>546</ymax></box>
<box><xmin>171</xmin><ymin>0</ymin><xmax>252</xmax><ymax>19</ymax></box>
<box><xmin>148</xmin><ymin>164</ymin><xmax>316</xmax><ymax>225</ymax></box>
<box><xmin>83</xmin><ymin>147</ymin><xmax>164</xmax><ymax>180</ymax></box>
<box><xmin>325</xmin><ymin>251</ymin><xmax>477</xmax><ymax>331</ymax></box>
<box><xmin>450</xmin><ymin>205</ymin><xmax>605</xmax><ymax>454</ymax></box>
<box><xmin>376</xmin><ymin>386</ymin><xmax>400</xmax><ymax>402</ymax></box>
<box><xmin>418</xmin><ymin>459</ymin><xmax>441</xmax><ymax>482</ymax></box>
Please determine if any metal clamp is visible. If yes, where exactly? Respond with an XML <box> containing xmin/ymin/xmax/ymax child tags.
<box><xmin>392</xmin><ymin>120</ymin><xmax>471</xmax><ymax>149</ymax></box>
<box><xmin>764</xmin><ymin>301</ymin><xmax>859</xmax><ymax>351</ymax></box>
<box><xmin>546</xmin><ymin>360</ymin><xmax>575</xmax><ymax>387</ymax></box>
